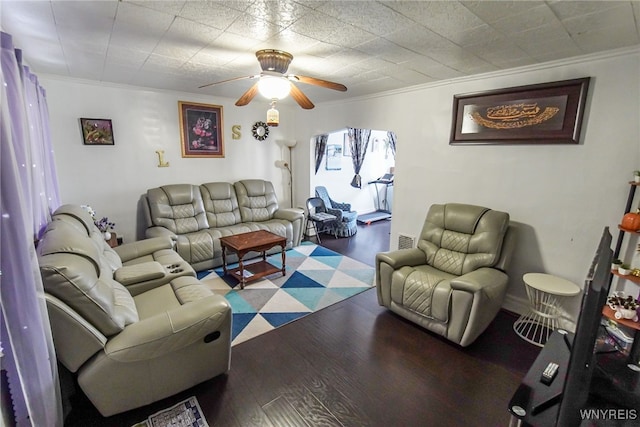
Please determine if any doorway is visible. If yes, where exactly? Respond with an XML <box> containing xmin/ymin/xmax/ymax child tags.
<box><xmin>309</xmin><ymin>128</ymin><xmax>395</xmax><ymax>252</ymax></box>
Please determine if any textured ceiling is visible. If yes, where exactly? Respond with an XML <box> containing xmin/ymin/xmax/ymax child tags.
<box><xmin>2</xmin><ymin>0</ymin><xmax>639</xmax><ymax>107</ymax></box>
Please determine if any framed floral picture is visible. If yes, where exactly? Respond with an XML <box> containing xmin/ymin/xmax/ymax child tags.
<box><xmin>178</xmin><ymin>101</ymin><xmax>224</xmax><ymax>158</ymax></box>
<box><xmin>80</xmin><ymin>118</ymin><xmax>114</xmax><ymax>145</ymax></box>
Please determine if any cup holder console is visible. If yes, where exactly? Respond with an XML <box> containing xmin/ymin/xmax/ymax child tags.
<box><xmin>165</xmin><ymin>264</ymin><xmax>184</xmax><ymax>274</ymax></box>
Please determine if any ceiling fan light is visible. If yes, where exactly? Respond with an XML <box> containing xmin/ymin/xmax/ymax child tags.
<box><xmin>258</xmin><ymin>77</ymin><xmax>291</xmax><ymax>100</ymax></box>
<box><xmin>256</xmin><ymin>49</ymin><xmax>293</xmax><ymax>74</ymax></box>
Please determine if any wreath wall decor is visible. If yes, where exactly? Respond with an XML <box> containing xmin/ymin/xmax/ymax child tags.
<box><xmin>252</xmin><ymin>121</ymin><xmax>269</xmax><ymax>141</ymax></box>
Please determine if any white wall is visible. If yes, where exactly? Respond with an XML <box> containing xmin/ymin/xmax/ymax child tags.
<box><xmin>41</xmin><ymin>76</ymin><xmax>297</xmax><ymax>243</ymax></box>
<box><xmin>42</xmin><ymin>48</ymin><xmax>640</xmax><ymax>324</ymax></box>
<box><xmin>310</xmin><ymin>129</ymin><xmax>395</xmax><ymax>214</ymax></box>
<box><xmin>293</xmin><ymin>48</ymin><xmax>640</xmax><ymax>324</ymax></box>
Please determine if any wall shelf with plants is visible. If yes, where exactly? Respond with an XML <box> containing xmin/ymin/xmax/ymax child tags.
<box><xmin>606</xmin><ymin>176</ymin><xmax>640</xmax><ymax>343</ymax></box>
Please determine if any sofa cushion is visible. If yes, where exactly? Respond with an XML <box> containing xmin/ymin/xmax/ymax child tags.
<box><xmin>147</xmin><ymin>184</ymin><xmax>209</xmax><ymax>234</ymax></box>
<box><xmin>173</xmin><ymin>231</ymin><xmax>217</xmax><ymax>265</ymax></box>
<box><xmin>200</xmin><ymin>182</ymin><xmax>242</xmax><ymax>227</ymax></box>
<box><xmin>392</xmin><ymin>265</ymin><xmax>454</xmax><ymax>323</ymax></box>
<box><xmin>419</xmin><ymin>203</ymin><xmax>509</xmax><ymax>276</ymax></box>
<box><xmin>52</xmin><ymin>204</ymin><xmax>96</xmax><ymax>235</ymax></box>
<box><xmin>234</xmin><ymin>179</ymin><xmax>278</xmax><ymax>222</ymax></box>
<box><xmin>134</xmin><ymin>276</ymin><xmax>215</xmax><ymax>320</ymax></box>
<box><xmin>52</xmin><ymin>204</ymin><xmax>123</xmax><ymax>271</ymax></box>
<box><xmin>38</xmin><ymin>221</ymin><xmax>139</xmax><ymax>336</ymax></box>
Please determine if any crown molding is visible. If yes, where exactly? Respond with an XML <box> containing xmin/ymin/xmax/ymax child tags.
<box><xmin>322</xmin><ymin>45</ymin><xmax>640</xmax><ymax>107</ymax></box>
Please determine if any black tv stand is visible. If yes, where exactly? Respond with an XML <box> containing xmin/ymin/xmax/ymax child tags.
<box><xmin>590</xmin><ymin>352</ymin><xmax>640</xmax><ymax>410</ymax></box>
<box><xmin>509</xmin><ymin>331</ymin><xmax>640</xmax><ymax>426</ymax></box>
<box><xmin>509</xmin><ymin>331</ymin><xmax>569</xmax><ymax>425</ymax></box>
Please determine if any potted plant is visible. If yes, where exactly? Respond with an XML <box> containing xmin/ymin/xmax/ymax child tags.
<box><xmin>80</xmin><ymin>205</ymin><xmax>115</xmax><ymax>240</ymax></box>
<box><xmin>634</xmin><ymin>170</ymin><xmax>640</xmax><ymax>183</ymax></box>
<box><xmin>612</xmin><ymin>258</ymin><xmax>622</xmax><ymax>271</ymax></box>
<box><xmin>607</xmin><ymin>292</ymin><xmax>639</xmax><ymax>322</ymax></box>
<box><xmin>618</xmin><ymin>263</ymin><xmax>632</xmax><ymax>275</ymax></box>
<box><xmin>95</xmin><ymin>217</ymin><xmax>116</xmax><ymax>240</ymax></box>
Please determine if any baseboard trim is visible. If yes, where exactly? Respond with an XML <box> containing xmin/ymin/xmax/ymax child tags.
<box><xmin>502</xmin><ymin>294</ymin><xmax>529</xmax><ymax>317</ymax></box>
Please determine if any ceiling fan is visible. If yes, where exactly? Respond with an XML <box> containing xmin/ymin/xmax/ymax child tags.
<box><xmin>198</xmin><ymin>49</ymin><xmax>347</xmax><ymax>110</ymax></box>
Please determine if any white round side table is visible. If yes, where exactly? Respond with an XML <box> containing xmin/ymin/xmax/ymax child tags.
<box><xmin>513</xmin><ymin>273</ymin><xmax>581</xmax><ymax>347</ymax></box>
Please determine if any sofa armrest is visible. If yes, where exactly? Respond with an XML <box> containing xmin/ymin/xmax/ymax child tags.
<box><xmin>376</xmin><ymin>248</ymin><xmax>427</xmax><ymax>307</ymax></box>
<box><xmin>450</xmin><ymin>267</ymin><xmax>509</xmax><ymax>347</ymax></box>
<box><xmin>145</xmin><ymin>226</ymin><xmax>178</xmax><ymax>241</ymax></box>
<box><xmin>450</xmin><ymin>267</ymin><xmax>508</xmax><ymax>294</ymax></box>
<box><xmin>376</xmin><ymin>248</ymin><xmax>427</xmax><ymax>270</ymax></box>
<box><xmin>273</xmin><ymin>208</ymin><xmax>304</xmax><ymax>223</ymax></box>
<box><xmin>114</xmin><ymin>262</ymin><xmax>166</xmax><ymax>286</ymax></box>
<box><xmin>104</xmin><ymin>295</ymin><xmax>230</xmax><ymax>362</ymax></box>
<box><xmin>114</xmin><ymin>236</ymin><xmax>174</xmax><ymax>263</ymax></box>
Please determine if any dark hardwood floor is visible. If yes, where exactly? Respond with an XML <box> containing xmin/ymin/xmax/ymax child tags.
<box><xmin>64</xmin><ymin>220</ymin><xmax>540</xmax><ymax>426</ymax></box>
<box><xmin>315</xmin><ymin>219</ymin><xmax>393</xmax><ymax>267</ymax></box>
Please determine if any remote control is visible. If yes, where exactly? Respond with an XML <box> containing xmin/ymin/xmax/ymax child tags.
<box><xmin>540</xmin><ymin>362</ymin><xmax>559</xmax><ymax>385</ymax></box>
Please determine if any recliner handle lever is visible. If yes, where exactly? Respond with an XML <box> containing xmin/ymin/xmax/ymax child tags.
<box><xmin>204</xmin><ymin>331</ymin><xmax>221</xmax><ymax>343</ymax></box>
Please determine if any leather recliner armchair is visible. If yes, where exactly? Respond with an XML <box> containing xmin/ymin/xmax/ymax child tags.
<box><xmin>376</xmin><ymin>203</ymin><xmax>515</xmax><ymax>347</ymax></box>
<box><xmin>37</xmin><ymin>205</ymin><xmax>232</xmax><ymax>416</ymax></box>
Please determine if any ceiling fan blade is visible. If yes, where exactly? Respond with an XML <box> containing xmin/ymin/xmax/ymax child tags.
<box><xmin>289</xmin><ymin>83</ymin><xmax>315</xmax><ymax>109</ymax></box>
<box><xmin>292</xmin><ymin>75</ymin><xmax>347</xmax><ymax>92</ymax></box>
<box><xmin>198</xmin><ymin>75</ymin><xmax>257</xmax><ymax>89</ymax></box>
<box><xmin>235</xmin><ymin>82</ymin><xmax>260</xmax><ymax>106</ymax></box>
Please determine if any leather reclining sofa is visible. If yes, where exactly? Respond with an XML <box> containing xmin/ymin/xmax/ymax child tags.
<box><xmin>143</xmin><ymin>179</ymin><xmax>304</xmax><ymax>271</ymax></box>
<box><xmin>37</xmin><ymin>204</ymin><xmax>232</xmax><ymax>416</ymax></box>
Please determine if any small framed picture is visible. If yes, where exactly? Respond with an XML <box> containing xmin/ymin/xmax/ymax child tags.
<box><xmin>371</xmin><ymin>137</ymin><xmax>380</xmax><ymax>153</ymax></box>
<box><xmin>343</xmin><ymin>133</ymin><xmax>352</xmax><ymax>157</ymax></box>
<box><xmin>80</xmin><ymin>118</ymin><xmax>114</xmax><ymax>145</ymax></box>
<box><xmin>326</xmin><ymin>143</ymin><xmax>342</xmax><ymax>170</ymax></box>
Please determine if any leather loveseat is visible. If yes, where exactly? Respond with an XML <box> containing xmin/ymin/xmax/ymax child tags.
<box><xmin>143</xmin><ymin>179</ymin><xmax>304</xmax><ymax>271</ymax></box>
<box><xmin>37</xmin><ymin>204</ymin><xmax>232</xmax><ymax>416</ymax></box>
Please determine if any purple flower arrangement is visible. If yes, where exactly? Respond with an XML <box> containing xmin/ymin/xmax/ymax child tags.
<box><xmin>94</xmin><ymin>217</ymin><xmax>115</xmax><ymax>233</ymax></box>
<box><xmin>81</xmin><ymin>205</ymin><xmax>115</xmax><ymax>233</ymax></box>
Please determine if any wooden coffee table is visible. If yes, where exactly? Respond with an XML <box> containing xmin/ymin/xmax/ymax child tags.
<box><xmin>219</xmin><ymin>230</ymin><xmax>287</xmax><ymax>289</ymax></box>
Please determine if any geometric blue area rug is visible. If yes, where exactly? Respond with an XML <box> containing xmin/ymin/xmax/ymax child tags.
<box><xmin>196</xmin><ymin>241</ymin><xmax>375</xmax><ymax>346</ymax></box>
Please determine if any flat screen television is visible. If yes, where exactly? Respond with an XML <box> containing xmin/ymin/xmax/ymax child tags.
<box><xmin>556</xmin><ymin>226</ymin><xmax>614</xmax><ymax>426</ymax></box>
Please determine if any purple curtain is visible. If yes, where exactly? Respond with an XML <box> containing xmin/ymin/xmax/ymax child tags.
<box><xmin>1</xmin><ymin>31</ymin><xmax>63</xmax><ymax>426</ymax></box>
<box><xmin>23</xmin><ymin>66</ymin><xmax>60</xmax><ymax>235</ymax></box>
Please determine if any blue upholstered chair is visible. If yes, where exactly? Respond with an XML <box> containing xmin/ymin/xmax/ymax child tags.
<box><xmin>315</xmin><ymin>186</ymin><xmax>358</xmax><ymax>237</ymax></box>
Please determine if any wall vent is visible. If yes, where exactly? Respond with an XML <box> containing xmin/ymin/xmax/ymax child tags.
<box><xmin>398</xmin><ymin>234</ymin><xmax>416</xmax><ymax>250</ymax></box>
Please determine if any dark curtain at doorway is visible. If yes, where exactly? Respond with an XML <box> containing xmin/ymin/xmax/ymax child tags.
<box><xmin>387</xmin><ymin>130</ymin><xmax>397</xmax><ymax>158</ymax></box>
<box><xmin>314</xmin><ymin>134</ymin><xmax>328</xmax><ymax>174</ymax></box>
<box><xmin>348</xmin><ymin>127</ymin><xmax>371</xmax><ymax>188</ymax></box>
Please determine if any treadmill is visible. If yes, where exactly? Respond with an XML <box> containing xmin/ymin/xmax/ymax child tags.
<box><xmin>357</xmin><ymin>173</ymin><xmax>393</xmax><ymax>224</ymax></box>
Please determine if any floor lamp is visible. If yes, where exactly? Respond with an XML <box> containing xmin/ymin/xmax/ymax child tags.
<box><xmin>279</xmin><ymin>140</ymin><xmax>297</xmax><ymax>208</ymax></box>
